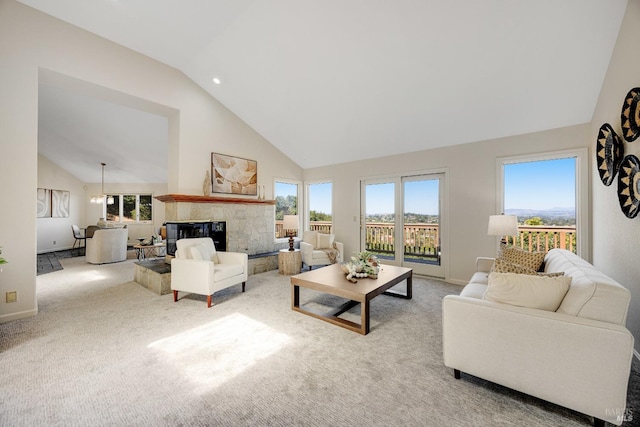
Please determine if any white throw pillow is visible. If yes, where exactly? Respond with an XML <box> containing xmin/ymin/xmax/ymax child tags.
<box><xmin>189</xmin><ymin>244</ymin><xmax>209</xmax><ymax>261</ymax></box>
<box><xmin>483</xmin><ymin>272</ymin><xmax>571</xmax><ymax>311</ymax></box>
<box><xmin>209</xmin><ymin>243</ymin><xmax>220</xmax><ymax>263</ymax></box>
<box><xmin>317</xmin><ymin>233</ymin><xmax>335</xmax><ymax>249</ymax></box>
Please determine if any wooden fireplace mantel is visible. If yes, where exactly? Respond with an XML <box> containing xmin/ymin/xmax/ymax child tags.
<box><xmin>155</xmin><ymin>194</ymin><xmax>276</xmax><ymax>205</ymax></box>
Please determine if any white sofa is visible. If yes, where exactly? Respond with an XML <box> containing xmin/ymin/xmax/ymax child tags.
<box><xmin>300</xmin><ymin>231</ymin><xmax>344</xmax><ymax>270</ymax></box>
<box><xmin>443</xmin><ymin>249</ymin><xmax>634</xmax><ymax>427</ymax></box>
<box><xmin>86</xmin><ymin>228</ymin><xmax>128</xmax><ymax>264</ymax></box>
<box><xmin>170</xmin><ymin>238</ymin><xmax>248</xmax><ymax>308</ymax></box>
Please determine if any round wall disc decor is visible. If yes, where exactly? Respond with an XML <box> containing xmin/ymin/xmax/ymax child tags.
<box><xmin>617</xmin><ymin>154</ymin><xmax>640</xmax><ymax>218</ymax></box>
<box><xmin>621</xmin><ymin>87</ymin><xmax>640</xmax><ymax>142</ymax></box>
<box><xmin>596</xmin><ymin>123</ymin><xmax>624</xmax><ymax>186</ymax></box>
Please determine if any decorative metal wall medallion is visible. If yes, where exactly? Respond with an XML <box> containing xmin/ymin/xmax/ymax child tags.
<box><xmin>596</xmin><ymin>123</ymin><xmax>624</xmax><ymax>186</ymax></box>
<box><xmin>621</xmin><ymin>87</ymin><xmax>640</xmax><ymax>142</ymax></box>
<box><xmin>617</xmin><ymin>154</ymin><xmax>640</xmax><ymax>218</ymax></box>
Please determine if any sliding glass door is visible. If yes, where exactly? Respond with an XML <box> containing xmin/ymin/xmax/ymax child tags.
<box><xmin>361</xmin><ymin>173</ymin><xmax>445</xmax><ymax>277</ymax></box>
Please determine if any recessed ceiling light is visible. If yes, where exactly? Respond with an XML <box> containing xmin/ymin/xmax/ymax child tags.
<box><xmin>212</xmin><ymin>77</ymin><xmax>221</xmax><ymax>85</ymax></box>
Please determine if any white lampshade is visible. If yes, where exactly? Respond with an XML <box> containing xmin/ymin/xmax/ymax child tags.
<box><xmin>283</xmin><ymin>215</ymin><xmax>299</xmax><ymax>230</ymax></box>
<box><xmin>487</xmin><ymin>214</ymin><xmax>518</xmax><ymax>236</ymax></box>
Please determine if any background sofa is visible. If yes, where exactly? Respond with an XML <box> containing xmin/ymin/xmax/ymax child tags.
<box><xmin>86</xmin><ymin>228</ymin><xmax>128</xmax><ymax>264</ymax></box>
<box><xmin>443</xmin><ymin>248</ymin><xmax>634</xmax><ymax>426</ymax></box>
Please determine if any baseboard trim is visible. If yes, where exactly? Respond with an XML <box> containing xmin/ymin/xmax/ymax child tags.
<box><xmin>0</xmin><ymin>308</ymin><xmax>38</xmax><ymax>323</ymax></box>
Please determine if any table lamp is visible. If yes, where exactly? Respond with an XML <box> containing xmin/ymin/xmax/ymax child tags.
<box><xmin>488</xmin><ymin>214</ymin><xmax>518</xmax><ymax>247</ymax></box>
<box><xmin>283</xmin><ymin>215</ymin><xmax>299</xmax><ymax>251</ymax></box>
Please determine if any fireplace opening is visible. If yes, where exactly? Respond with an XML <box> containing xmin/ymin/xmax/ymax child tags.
<box><xmin>165</xmin><ymin>221</ymin><xmax>226</xmax><ymax>256</ymax></box>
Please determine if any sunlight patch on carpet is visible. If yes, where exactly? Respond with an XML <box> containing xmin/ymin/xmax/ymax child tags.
<box><xmin>148</xmin><ymin>313</ymin><xmax>291</xmax><ymax>393</ymax></box>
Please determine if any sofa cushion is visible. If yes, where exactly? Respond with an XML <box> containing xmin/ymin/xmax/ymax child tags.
<box><xmin>500</xmin><ymin>246</ymin><xmax>546</xmax><ymax>272</ymax></box>
<box><xmin>317</xmin><ymin>233</ymin><xmax>335</xmax><ymax>249</ymax></box>
<box><xmin>214</xmin><ymin>264</ymin><xmax>244</xmax><ymax>281</ymax></box>
<box><xmin>483</xmin><ymin>272</ymin><xmax>571</xmax><ymax>311</ymax></box>
<box><xmin>311</xmin><ymin>250</ymin><xmax>331</xmax><ymax>260</ymax></box>
<box><xmin>459</xmin><ymin>283</ymin><xmax>487</xmax><ymax>299</ymax></box>
<box><xmin>469</xmin><ymin>271</ymin><xmax>489</xmax><ymax>286</ymax></box>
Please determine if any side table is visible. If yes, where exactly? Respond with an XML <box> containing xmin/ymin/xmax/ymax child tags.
<box><xmin>278</xmin><ymin>248</ymin><xmax>302</xmax><ymax>275</ymax></box>
<box><xmin>133</xmin><ymin>242</ymin><xmax>166</xmax><ymax>260</ymax></box>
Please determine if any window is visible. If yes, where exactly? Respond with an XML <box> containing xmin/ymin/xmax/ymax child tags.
<box><xmin>498</xmin><ymin>148</ymin><xmax>588</xmax><ymax>258</ymax></box>
<box><xmin>275</xmin><ymin>180</ymin><xmax>299</xmax><ymax>238</ymax></box>
<box><xmin>306</xmin><ymin>180</ymin><xmax>333</xmax><ymax>233</ymax></box>
<box><xmin>105</xmin><ymin>194</ymin><xmax>153</xmax><ymax>223</ymax></box>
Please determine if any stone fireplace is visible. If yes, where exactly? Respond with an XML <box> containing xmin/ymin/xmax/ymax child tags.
<box><xmin>156</xmin><ymin>194</ymin><xmax>286</xmax><ymax>274</ymax></box>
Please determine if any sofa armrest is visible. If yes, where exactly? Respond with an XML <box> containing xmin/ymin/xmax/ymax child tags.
<box><xmin>442</xmin><ymin>295</ymin><xmax>634</xmax><ymax>424</ymax></box>
<box><xmin>476</xmin><ymin>257</ymin><xmax>494</xmax><ymax>273</ymax></box>
<box><xmin>170</xmin><ymin>258</ymin><xmax>215</xmax><ymax>294</ymax></box>
<box><xmin>300</xmin><ymin>241</ymin><xmax>314</xmax><ymax>263</ymax></box>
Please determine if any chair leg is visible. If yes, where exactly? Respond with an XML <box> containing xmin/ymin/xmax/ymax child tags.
<box><xmin>207</xmin><ymin>295</ymin><xmax>212</xmax><ymax>308</ymax></box>
<box><xmin>173</xmin><ymin>290</ymin><xmax>178</xmax><ymax>302</ymax></box>
<box><xmin>242</xmin><ymin>282</ymin><xmax>246</xmax><ymax>292</ymax></box>
<box><xmin>454</xmin><ymin>369</ymin><xmax>461</xmax><ymax>379</ymax></box>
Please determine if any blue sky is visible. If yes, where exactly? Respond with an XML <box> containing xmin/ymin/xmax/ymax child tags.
<box><xmin>504</xmin><ymin>158</ymin><xmax>575</xmax><ymax>210</ymax></box>
<box><xmin>365</xmin><ymin>181</ymin><xmax>439</xmax><ymax>215</ymax></box>
<box><xmin>277</xmin><ymin>157</ymin><xmax>575</xmax><ymax>215</ymax></box>
<box><xmin>275</xmin><ymin>181</ymin><xmax>333</xmax><ymax>214</ymax></box>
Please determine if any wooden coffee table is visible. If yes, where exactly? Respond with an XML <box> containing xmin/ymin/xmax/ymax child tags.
<box><xmin>290</xmin><ymin>263</ymin><xmax>412</xmax><ymax>335</ymax></box>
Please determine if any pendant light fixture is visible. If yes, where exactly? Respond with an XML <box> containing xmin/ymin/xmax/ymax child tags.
<box><xmin>90</xmin><ymin>162</ymin><xmax>114</xmax><ymax>205</ymax></box>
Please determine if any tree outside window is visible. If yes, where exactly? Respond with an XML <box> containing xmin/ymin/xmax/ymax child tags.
<box><xmin>275</xmin><ymin>182</ymin><xmax>298</xmax><ymax>238</ymax></box>
<box><xmin>104</xmin><ymin>194</ymin><xmax>153</xmax><ymax>223</ymax></box>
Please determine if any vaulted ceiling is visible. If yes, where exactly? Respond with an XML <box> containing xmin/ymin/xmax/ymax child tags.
<box><xmin>21</xmin><ymin>0</ymin><xmax>628</xmax><ymax>183</ymax></box>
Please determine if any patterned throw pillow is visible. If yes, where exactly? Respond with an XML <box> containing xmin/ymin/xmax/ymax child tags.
<box><xmin>499</xmin><ymin>246</ymin><xmax>546</xmax><ymax>272</ymax></box>
<box><xmin>491</xmin><ymin>258</ymin><xmax>565</xmax><ymax>278</ymax></box>
<box><xmin>491</xmin><ymin>259</ymin><xmax>537</xmax><ymax>275</ymax></box>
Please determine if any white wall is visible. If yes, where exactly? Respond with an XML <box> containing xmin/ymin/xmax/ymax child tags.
<box><xmin>37</xmin><ymin>154</ymin><xmax>86</xmax><ymax>253</ymax></box>
<box><xmin>304</xmin><ymin>124</ymin><xmax>591</xmax><ymax>285</ymax></box>
<box><xmin>591</xmin><ymin>0</ymin><xmax>640</xmax><ymax>353</ymax></box>
<box><xmin>0</xmin><ymin>0</ymin><xmax>302</xmax><ymax>322</ymax></box>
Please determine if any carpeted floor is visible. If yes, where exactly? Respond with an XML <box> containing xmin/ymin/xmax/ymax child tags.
<box><xmin>1</xmin><ymin>258</ymin><xmax>638</xmax><ymax>426</ymax></box>
<box><xmin>37</xmin><ymin>248</ymin><xmax>137</xmax><ymax>275</ymax></box>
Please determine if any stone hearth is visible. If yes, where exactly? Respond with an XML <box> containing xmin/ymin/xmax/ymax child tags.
<box><xmin>156</xmin><ymin>194</ymin><xmax>287</xmax><ymax>275</ymax></box>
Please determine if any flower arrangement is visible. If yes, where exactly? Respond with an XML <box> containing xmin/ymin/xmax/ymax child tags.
<box><xmin>340</xmin><ymin>251</ymin><xmax>380</xmax><ymax>283</ymax></box>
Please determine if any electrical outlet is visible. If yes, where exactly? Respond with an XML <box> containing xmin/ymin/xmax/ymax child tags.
<box><xmin>6</xmin><ymin>291</ymin><xmax>17</xmax><ymax>303</ymax></box>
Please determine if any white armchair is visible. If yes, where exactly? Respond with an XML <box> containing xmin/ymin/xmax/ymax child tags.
<box><xmin>86</xmin><ymin>228</ymin><xmax>128</xmax><ymax>264</ymax></box>
<box><xmin>170</xmin><ymin>238</ymin><xmax>248</xmax><ymax>308</ymax></box>
<box><xmin>300</xmin><ymin>231</ymin><xmax>344</xmax><ymax>270</ymax></box>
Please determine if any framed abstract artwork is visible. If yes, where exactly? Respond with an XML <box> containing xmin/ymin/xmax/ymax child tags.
<box><xmin>211</xmin><ymin>152</ymin><xmax>258</xmax><ymax>196</ymax></box>
<box><xmin>37</xmin><ymin>188</ymin><xmax>70</xmax><ymax>218</ymax></box>
<box><xmin>37</xmin><ymin>188</ymin><xmax>51</xmax><ymax>218</ymax></box>
<box><xmin>51</xmin><ymin>189</ymin><xmax>70</xmax><ymax>218</ymax></box>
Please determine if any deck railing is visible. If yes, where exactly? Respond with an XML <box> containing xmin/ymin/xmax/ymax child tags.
<box><xmin>275</xmin><ymin>221</ymin><xmax>333</xmax><ymax>238</ymax></box>
<box><xmin>505</xmin><ymin>225</ymin><xmax>577</xmax><ymax>253</ymax></box>
<box><xmin>275</xmin><ymin>221</ymin><xmax>577</xmax><ymax>255</ymax></box>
